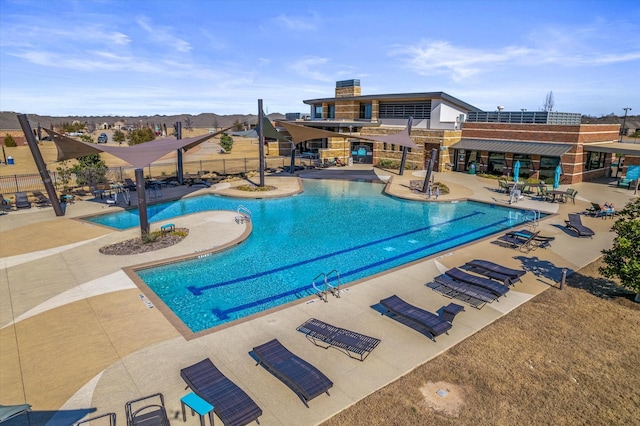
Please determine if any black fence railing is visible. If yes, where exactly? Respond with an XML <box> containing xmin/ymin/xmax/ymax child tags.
<box><xmin>0</xmin><ymin>155</ymin><xmax>303</xmax><ymax>195</ymax></box>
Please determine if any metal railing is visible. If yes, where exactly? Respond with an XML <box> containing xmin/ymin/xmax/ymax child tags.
<box><xmin>0</xmin><ymin>155</ymin><xmax>303</xmax><ymax>195</ymax></box>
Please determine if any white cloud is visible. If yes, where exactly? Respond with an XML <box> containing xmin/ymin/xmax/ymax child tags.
<box><xmin>275</xmin><ymin>13</ymin><xmax>318</xmax><ymax>31</ymax></box>
<box><xmin>136</xmin><ymin>18</ymin><xmax>192</xmax><ymax>53</ymax></box>
<box><xmin>289</xmin><ymin>56</ymin><xmax>333</xmax><ymax>82</ymax></box>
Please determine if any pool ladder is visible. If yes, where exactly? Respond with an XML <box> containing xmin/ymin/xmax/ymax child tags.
<box><xmin>235</xmin><ymin>205</ymin><xmax>252</xmax><ymax>224</ymax></box>
<box><xmin>312</xmin><ymin>270</ymin><xmax>341</xmax><ymax>303</ymax></box>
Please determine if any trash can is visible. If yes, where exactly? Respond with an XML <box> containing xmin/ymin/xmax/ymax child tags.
<box><xmin>468</xmin><ymin>162</ymin><xmax>476</xmax><ymax>174</ymax></box>
<box><xmin>7</xmin><ymin>156</ymin><xmax>14</xmax><ymax>165</ymax></box>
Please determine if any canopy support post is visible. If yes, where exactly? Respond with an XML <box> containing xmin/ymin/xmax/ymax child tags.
<box><xmin>422</xmin><ymin>148</ymin><xmax>438</xmax><ymax>193</ymax></box>
<box><xmin>17</xmin><ymin>114</ymin><xmax>64</xmax><ymax>216</ymax></box>
<box><xmin>399</xmin><ymin>147</ymin><xmax>408</xmax><ymax>175</ymax></box>
<box><xmin>258</xmin><ymin>99</ymin><xmax>265</xmax><ymax>187</ymax></box>
<box><xmin>135</xmin><ymin>168</ymin><xmax>150</xmax><ymax>236</ymax></box>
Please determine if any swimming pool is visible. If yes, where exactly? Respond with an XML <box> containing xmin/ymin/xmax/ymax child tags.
<box><xmin>88</xmin><ymin>180</ymin><xmax>537</xmax><ymax>332</ymax></box>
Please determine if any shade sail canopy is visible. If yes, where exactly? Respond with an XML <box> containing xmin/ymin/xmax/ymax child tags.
<box><xmin>277</xmin><ymin>121</ymin><xmax>418</xmax><ymax>149</ymax></box>
<box><xmin>45</xmin><ymin>128</ymin><xmax>230</xmax><ymax>169</ymax></box>
<box><xmin>450</xmin><ymin>139</ymin><xmax>572</xmax><ymax>157</ymax></box>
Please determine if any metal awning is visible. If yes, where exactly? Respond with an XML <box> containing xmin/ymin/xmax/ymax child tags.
<box><xmin>582</xmin><ymin>142</ymin><xmax>640</xmax><ymax>156</ymax></box>
<box><xmin>450</xmin><ymin>139</ymin><xmax>572</xmax><ymax>157</ymax></box>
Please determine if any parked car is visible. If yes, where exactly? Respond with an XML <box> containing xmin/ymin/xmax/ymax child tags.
<box><xmin>97</xmin><ymin>133</ymin><xmax>108</xmax><ymax>143</ymax></box>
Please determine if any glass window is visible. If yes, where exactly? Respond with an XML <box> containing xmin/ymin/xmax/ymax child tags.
<box><xmin>539</xmin><ymin>156</ymin><xmax>560</xmax><ymax>181</ymax></box>
<box><xmin>585</xmin><ymin>151</ymin><xmax>606</xmax><ymax>170</ymax></box>
<box><xmin>487</xmin><ymin>152</ymin><xmax>506</xmax><ymax>175</ymax></box>
<box><xmin>313</xmin><ymin>105</ymin><xmax>322</xmax><ymax>119</ymax></box>
<box><xmin>359</xmin><ymin>103</ymin><xmax>372</xmax><ymax>119</ymax></box>
<box><xmin>328</xmin><ymin>105</ymin><xmax>335</xmax><ymax>119</ymax></box>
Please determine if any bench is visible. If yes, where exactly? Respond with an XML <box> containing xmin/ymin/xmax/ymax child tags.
<box><xmin>160</xmin><ymin>223</ymin><xmax>175</xmax><ymax>234</ymax></box>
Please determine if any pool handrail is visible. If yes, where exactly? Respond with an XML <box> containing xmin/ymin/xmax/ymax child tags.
<box><xmin>325</xmin><ymin>270</ymin><xmax>341</xmax><ymax>298</ymax></box>
<box><xmin>312</xmin><ymin>272</ymin><xmax>329</xmax><ymax>302</ymax></box>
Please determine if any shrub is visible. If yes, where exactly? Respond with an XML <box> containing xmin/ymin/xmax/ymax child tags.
<box><xmin>4</xmin><ymin>134</ymin><xmax>16</xmax><ymax>147</ymax></box>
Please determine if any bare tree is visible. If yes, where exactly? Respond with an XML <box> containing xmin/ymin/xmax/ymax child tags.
<box><xmin>543</xmin><ymin>91</ymin><xmax>554</xmax><ymax>112</ymax></box>
<box><xmin>184</xmin><ymin>116</ymin><xmax>193</xmax><ymax>131</ymax></box>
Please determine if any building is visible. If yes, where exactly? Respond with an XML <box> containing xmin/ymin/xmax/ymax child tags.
<box><xmin>288</xmin><ymin>79</ymin><xmax>635</xmax><ymax>183</ymax></box>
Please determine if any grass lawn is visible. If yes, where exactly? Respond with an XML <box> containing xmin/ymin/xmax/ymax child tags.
<box><xmin>323</xmin><ymin>257</ymin><xmax>640</xmax><ymax>425</ymax></box>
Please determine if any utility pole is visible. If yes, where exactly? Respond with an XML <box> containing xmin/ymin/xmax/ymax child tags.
<box><xmin>620</xmin><ymin>107</ymin><xmax>632</xmax><ymax>142</ymax></box>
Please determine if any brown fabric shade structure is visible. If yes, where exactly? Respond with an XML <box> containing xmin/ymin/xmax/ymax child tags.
<box><xmin>44</xmin><ymin>127</ymin><xmax>231</xmax><ymax>169</ymax></box>
<box><xmin>277</xmin><ymin>121</ymin><xmax>418</xmax><ymax>149</ymax></box>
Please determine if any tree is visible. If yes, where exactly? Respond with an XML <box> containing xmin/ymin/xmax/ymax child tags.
<box><xmin>212</xmin><ymin>118</ymin><xmax>219</xmax><ymax>130</ymax></box>
<box><xmin>70</xmin><ymin>154</ymin><xmax>108</xmax><ymax>186</ymax></box>
<box><xmin>219</xmin><ymin>133</ymin><xmax>234</xmax><ymax>152</ymax></box>
<box><xmin>542</xmin><ymin>91</ymin><xmax>554</xmax><ymax>112</ymax></box>
<box><xmin>232</xmin><ymin>119</ymin><xmax>244</xmax><ymax>131</ymax></box>
<box><xmin>4</xmin><ymin>134</ymin><xmax>16</xmax><ymax>147</ymax></box>
<box><xmin>184</xmin><ymin>116</ymin><xmax>193</xmax><ymax>131</ymax></box>
<box><xmin>127</xmin><ymin>128</ymin><xmax>156</xmax><ymax>145</ymax></box>
<box><xmin>599</xmin><ymin>199</ymin><xmax>640</xmax><ymax>301</ymax></box>
<box><xmin>112</xmin><ymin>129</ymin><xmax>126</xmax><ymax>145</ymax></box>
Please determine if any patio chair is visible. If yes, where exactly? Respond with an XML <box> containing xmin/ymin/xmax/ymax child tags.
<box><xmin>463</xmin><ymin>259</ymin><xmax>526</xmax><ymax>285</ymax></box>
<box><xmin>14</xmin><ymin>191</ymin><xmax>31</xmax><ymax>209</ymax></box>
<box><xmin>379</xmin><ymin>295</ymin><xmax>453</xmax><ymax>341</ymax></box>
<box><xmin>251</xmin><ymin>338</ymin><xmax>333</xmax><ymax>408</ymax></box>
<box><xmin>565</xmin><ymin>213</ymin><xmax>595</xmax><ymax>238</ymax></box>
<box><xmin>124</xmin><ymin>178</ymin><xmax>137</xmax><ymax>191</ymax></box>
<box><xmin>565</xmin><ymin>188</ymin><xmax>578</xmax><ymax>204</ymax></box>
<box><xmin>296</xmin><ymin>318</ymin><xmax>381</xmax><ymax>361</ymax></box>
<box><xmin>0</xmin><ymin>403</ymin><xmax>31</xmax><ymax>423</ymax></box>
<box><xmin>124</xmin><ymin>393</ymin><xmax>170</xmax><ymax>426</ymax></box>
<box><xmin>586</xmin><ymin>202</ymin><xmax>604</xmax><ymax>218</ymax></box>
<box><xmin>498</xmin><ymin>179</ymin><xmax>509</xmax><ymax>193</ymax></box>
<box><xmin>444</xmin><ymin>267</ymin><xmax>510</xmax><ymax>297</ymax></box>
<box><xmin>0</xmin><ymin>194</ymin><xmax>11</xmax><ymax>211</ymax></box>
<box><xmin>180</xmin><ymin>358</ymin><xmax>262</xmax><ymax>426</ymax></box>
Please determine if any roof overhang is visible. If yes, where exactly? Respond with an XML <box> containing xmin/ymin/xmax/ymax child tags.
<box><xmin>582</xmin><ymin>142</ymin><xmax>640</xmax><ymax>156</ymax></box>
<box><xmin>450</xmin><ymin>139</ymin><xmax>572</xmax><ymax>157</ymax></box>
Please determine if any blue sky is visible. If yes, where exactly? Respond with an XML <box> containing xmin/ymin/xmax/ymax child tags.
<box><xmin>1</xmin><ymin>0</ymin><xmax>639</xmax><ymax>117</ymax></box>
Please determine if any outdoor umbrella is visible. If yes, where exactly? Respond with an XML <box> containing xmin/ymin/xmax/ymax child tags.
<box><xmin>513</xmin><ymin>160</ymin><xmax>521</xmax><ymax>183</ymax></box>
<box><xmin>553</xmin><ymin>165</ymin><xmax>562</xmax><ymax>188</ymax></box>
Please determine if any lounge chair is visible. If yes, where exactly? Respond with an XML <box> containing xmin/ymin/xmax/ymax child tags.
<box><xmin>32</xmin><ymin>190</ymin><xmax>52</xmax><ymax>207</ymax></box>
<box><xmin>586</xmin><ymin>203</ymin><xmax>604</xmax><ymax>218</ymax></box>
<box><xmin>125</xmin><ymin>393</ymin><xmax>170</xmax><ymax>426</ymax></box>
<box><xmin>124</xmin><ymin>178</ymin><xmax>137</xmax><ymax>191</ymax></box>
<box><xmin>463</xmin><ymin>259</ymin><xmax>526</xmax><ymax>285</ymax></box>
<box><xmin>444</xmin><ymin>267</ymin><xmax>510</xmax><ymax>297</ymax></box>
<box><xmin>432</xmin><ymin>275</ymin><xmax>498</xmax><ymax>305</ymax></box>
<box><xmin>565</xmin><ymin>213</ymin><xmax>595</xmax><ymax>238</ymax></box>
<box><xmin>0</xmin><ymin>403</ymin><xmax>31</xmax><ymax>423</ymax></box>
<box><xmin>252</xmin><ymin>338</ymin><xmax>333</xmax><ymax>408</ymax></box>
<box><xmin>181</xmin><ymin>358</ymin><xmax>262</xmax><ymax>426</ymax></box>
<box><xmin>497</xmin><ymin>230</ymin><xmax>540</xmax><ymax>252</ymax></box>
<box><xmin>14</xmin><ymin>191</ymin><xmax>31</xmax><ymax>209</ymax></box>
<box><xmin>505</xmin><ymin>229</ymin><xmax>555</xmax><ymax>249</ymax></box>
<box><xmin>296</xmin><ymin>318</ymin><xmax>381</xmax><ymax>361</ymax></box>
<box><xmin>73</xmin><ymin>412</ymin><xmax>116</xmax><ymax>426</ymax></box>
<box><xmin>379</xmin><ymin>295</ymin><xmax>453</xmax><ymax>341</ymax></box>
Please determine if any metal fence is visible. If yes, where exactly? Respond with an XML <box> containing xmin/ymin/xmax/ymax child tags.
<box><xmin>0</xmin><ymin>155</ymin><xmax>303</xmax><ymax>194</ymax></box>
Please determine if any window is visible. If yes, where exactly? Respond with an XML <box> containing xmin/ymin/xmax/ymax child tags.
<box><xmin>379</xmin><ymin>101</ymin><xmax>431</xmax><ymax>119</ymax></box>
<box><xmin>585</xmin><ymin>151</ymin><xmax>606</xmax><ymax>170</ymax></box>
<box><xmin>487</xmin><ymin>152</ymin><xmax>506</xmax><ymax>175</ymax></box>
<box><xmin>539</xmin><ymin>156</ymin><xmax>560</xmax><ymax>181</ymax></box>
<box><xmin>328</xmin><ymin>105</ymin><xmax>335</xmax><ymax>119</ymax></box>
<box><xmin>513</xmin><ymin>154</ymin><xmax>532</xmax><ymax>171</ymax></box>
<box><xmin>359</xmin><ymin>103</ymin><xmax>372</xmax><ymax>119</ymax></box>
<box><xmin>313</xmin><ymin>105</ymin><xmax>322</xmax><ymax>119</ymax></box>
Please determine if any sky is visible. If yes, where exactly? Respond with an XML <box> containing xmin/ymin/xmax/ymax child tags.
<box><xmin>1</xmin><ymin>0</ymin><xmax>639</xmax><ymax>117</ymax></box>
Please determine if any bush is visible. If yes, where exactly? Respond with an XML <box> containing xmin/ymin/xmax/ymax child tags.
<box><xmin>377</xmin><ymin>159</ymin><xmax>400</xmax><ymax>168</ymax></box>
<box><xmin>4</xmin><ymin>134</ymin><xmax>16</xmax><ymax>147</ymax></box>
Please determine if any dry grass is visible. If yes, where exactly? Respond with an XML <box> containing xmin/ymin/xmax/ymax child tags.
<box><xmin>323</xmin><ymin>258</ymin><xmax>640</xmax><ymax>426</ymax></box>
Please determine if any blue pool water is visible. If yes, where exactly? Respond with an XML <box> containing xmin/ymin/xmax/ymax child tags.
<box><xmin>87</xmin><ymin>180</ymin><xmax>537</xmax><ymax>332</ymax></box>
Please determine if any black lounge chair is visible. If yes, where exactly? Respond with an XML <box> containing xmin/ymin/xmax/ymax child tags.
<box><xmin>32</xmin><ymin>190</ymin><xmax>52</xmax><ymax>207</ymax></box>
<box><xmin>432</xmin><ymin>275</ymin><xmax>498</xmax><ymax>304</ymax></box>
<box><xmin>505</xmin><ymin>229</ymin><xmax>555</xmax><ymax>248</ymax></box>
<box><xmin>14</xmin><ymin>191</ymin><xmax>31</xmax><ymax>209</ymax></box>
<box><xmin>565</xmin><ymin>213</ymin><xmax>595</xmax><ymax>238</ymax></box>
<box><xmin>497</xmin><ymin>230</ymin><xmax>540</xmax><ymax>252</ymax></box>
<box><xmin>296</xmin><ymin>318</ymin><xmax>381</xmax><ymax>361</ymax></box>
<box><xmin>125</xmin><ymin>393</ymin><xmax>170</xmax><ymax>426</ymax></box>
<box><xmin>124</xmin><ymin>178</ymin><xmax>137</xmax><ymax>191</ymax></box>
<box><xmin>0</xmin><ymin>403</ymin><xmax>31</xmax><ymax>423</ymax></box>
<box><xmin>252</xmin><ymin>338</ymin><xmax>333</xmax><ymax>408</ymax></box>
<box><xmin>444</xmin><ymin>268</ymin><xmax>509</xmax><ymax>297</ymax></box>
<box><xmin>379</xmin><ymin>295</ymin><xmax>453</xmax><ymax>341</ymax></box>
<box><xmin>464</xmin><ymin>259</ymin><xmax>526</xmax><ymax>285</ymax></box>
<box><xmin>181</xmin><ymin>358</ymin><xmax>262</xmax><ymax>426</ymax></box>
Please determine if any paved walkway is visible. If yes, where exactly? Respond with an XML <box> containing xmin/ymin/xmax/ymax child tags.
<box><xmin>0</xmin><ymin>169</ymin><xmax>635</xmax><ymax>425</ymax></box>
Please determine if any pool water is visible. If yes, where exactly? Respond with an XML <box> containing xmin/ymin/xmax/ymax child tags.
<box><xmin>88</xmin><ymin>180</ymin><xmax>536</xmax><ymax>332</ymax></box>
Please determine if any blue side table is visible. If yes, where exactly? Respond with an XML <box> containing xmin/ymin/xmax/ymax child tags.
<box><xmin>181</xmin><ymin>392</ymin><xmax>214</xmax><ymax>426</ymax></box>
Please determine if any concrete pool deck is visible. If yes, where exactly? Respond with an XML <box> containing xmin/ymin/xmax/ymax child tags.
<box><xmin>0</xmin><ymin>169</ymin><xmax>636</xmax><ymax>425</ymax></box>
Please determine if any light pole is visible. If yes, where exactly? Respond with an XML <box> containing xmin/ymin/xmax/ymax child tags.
<box><xmin>620</xmin><ymin>107</ymin><xmax>632</xmax><ymax>142</ymax></box>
